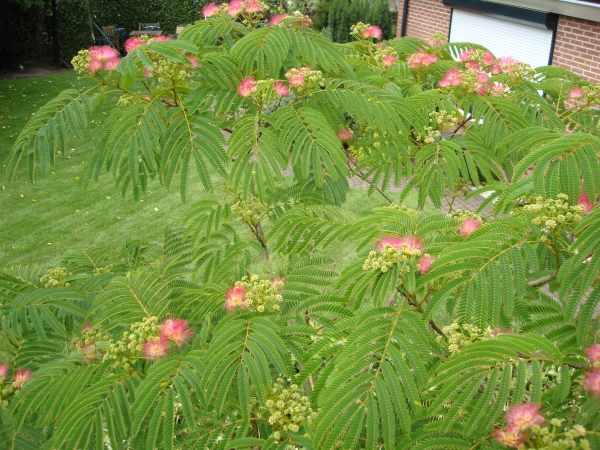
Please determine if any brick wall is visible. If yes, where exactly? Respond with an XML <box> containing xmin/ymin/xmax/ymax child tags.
<box><xmin>397</xmin><ymin>0</ymin><xmax>451</xmax><ymax>40</ymax></box>
<box><xmin>552</xmin><ymin>16</ymin><xmax>600</xmax><ymax>84</ymax></box>
<box><xmin>396</xmin><ymin>1</ymin><xmax>600</xmax><ymax>83</ymax></box>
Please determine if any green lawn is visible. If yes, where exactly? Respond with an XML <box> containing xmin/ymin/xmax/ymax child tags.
<box><xmin>0</xmin><ymin>72</ymin><xmax>403</xmax><ymax>271</ymax></box>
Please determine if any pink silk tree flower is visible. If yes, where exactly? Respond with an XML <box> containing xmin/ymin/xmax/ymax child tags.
<box><xmin>489</xmin><ymin>82</ymin><xmax>507</xmax><ymax>97</ymax></box>
<box><xmin>586</xmin><ymin>343</ymin><xmax>600</xmax><ymax>364</ymax></box>
<box><xmin>124</xmin><ymin>37</ymin><xmax>143</xmax><ymax>52</ymax></box>
<box><xmin>376</xmin><ymin>236</ymin><xmax>404</xmax><ymax>251</ymax></box>
<box><xmin>382</xmin><ymin>54</ymin><xmax>397</xmax><ymax>67</ymax></box>
<box><xmin>13</xmin><ymin>367</ymin><xmax>32</xmax><ymax>388</ymax></box>
<box><xmin>203</xmin><ymin>2</ymin><xmax>219</xmax><ymax>17</ymax></box>
<box><xmin>418</xmin><ymin>255</ymin><xmax>435</xmax><ymax>274</ymax></box>
<box><xmin>0</xmin><ymin>364</ymin><xmax>8</xmax><ymax>378</ymax></box>
<box><xmin>271</xmin><ymin>277</ymin><xmax>285</xmax><ymax>290</ymax></box>
<box><xmin>504</xmin><ymin>403</ymin><xmax>545</xmax><ymax>431</ymax></box>
<box><xmin>226</xmin><ymin>285</ymin><xmax>246</xmax><ymax>311</ymax></box>
<box><xmin>493</xmin><ymin>426</ymin><xmax>527</xmax><ymax>449</ymax></box>
<box><xmin>439</xmin><ymin>67</ymin><xmax>462</xmax><ymax>88</ymax></box>
<box><xmin>143</xmin><ymin>339</ymin><xmax>169</xmax><ymax>359</ymax></box>
<box><xmin>160</xmin><ymin>319</ymin><xmax>193</xmax><ymax>347</ymax></box>
<box><xmin>482</xmin><ymin>50</ymin><xmax>495</xmax><ymax>65</ymax></box>
<box><xmin>82</xmin><ymin>322</ymin><xmax>93</xmax><ymax>332</ymax></box>
<box><xmin>285</xmin><ymin>71</ymin><xmax>305</xmax><ymax>87</ymax></box>
<box><xmin>569</xmin><ymin>87</ymin><xmax>584</xmax><ymax>99</ymax></box>
<box><xmin>237</xmin><ymin>76</ymin><xmax>257</xmax><ymax>97</ymax></box>
<box><xmin>88</xmin><ymin>46</ymin><xmax>120</xmax><ymax>73</ymax></box>
<box><xmin>273</xmin><ymin>81</ymin><xmax>289</xmax><ymax>96</ymax></box>
<box><xmin>578</xmin><ymin>192</ymin><xmax>594</xmax><ymax>214</ymax></box>
<box><xmin>423</xmin><ymin>53</ymin><xmax>438</xmax><ymax>65</ymax></box>
<box><xmin>583</xmin><ymin>368</ymin><xmax>600</xmax><ymax>397</ymax></box>
<box><xmin>459</xmin><ymin>49</ymin><xmax>474</xmax><ymax>62</ymax></box>
<box><xmin>376</xmin><ymin>235</ymin><xmax>423</xmax><ymax>253</ymax></box>
<box><xmin>459</xmin><ymin>217</ymin><xmax>481</xmax><ymax>237</ymax></box>
<box><xmin>186</xmin><ymin>56</ymin><xmax>200</xmax><ymax>67</ymax></box>
<box><xmin>244</xmin><ymin>0</ymin><xmax>263</xmax><ymax>13</ymax></box>
<box><xmin>228</xmin><ymin>0</ymin><xmax>243</xmax><ymax>15</ymax></box>
<box><xmin>338</xmin><ymin>129</ymin><xmax>353</xmax><ymax>141</ymax></box>
<box><xmin>270</xmin><ymin>14</ymin><xmax>288</xmax><ymax>26</ymax></box>
<box><xmin>363</xmin><ymin>25</ymin><xmax>382</xmax><ymax>40</ymax></box>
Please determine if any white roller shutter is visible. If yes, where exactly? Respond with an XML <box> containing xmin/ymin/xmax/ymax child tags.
<box><xmin>449</xmin><ymin>9</ymin><xmax>554</xmax><ymax>69</ymax></box>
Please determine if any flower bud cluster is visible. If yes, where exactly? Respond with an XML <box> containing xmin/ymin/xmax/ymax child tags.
<box><xmin>72</xmin><ymin>324</ymin><xmax>109</xmax><ymax>360</ymax></box>
<box><xmin>103</xmin><ymin>316</ymin><xmax>161</xmax><ymax>371</ymax></box>
<box><xmin>496</xmin><ymin>413</ymin><xmax>590</xmax><ymax>449</ymax></box>
<box><xmin>522</xmin><ymin>194</ymin><xmax>583</xmax><ymax>233</ymax></box>
<box><xmin>93</xmin><ymin>264</ymin><xmax>114</xmax><ymax>276</ymax></box>
<box><xmin>231</xmin><ymin>195</ymin><xmax>270</xmax><ymax>226</ymax></box>
<box><xmin>406</xmin><ymin>50</ymin><xmax>438</xmax><ymax>69</ymax></box>
<box><xmin>436</xmin><ymin>320</ymin><xmax>493</xmax><ymax>354</ymax></box>
<box><xmin>262</xmin><ymin>378</ymin><xmax>316</xmax><ymax>438</ymax></box>
<box><xmin>0</xmin><ymin>365</ymin><xmax>32</xmax><ymax>408</ymax></box>
<box><xmin>412</xmin><ymin>109</ymin><xmax>458</xmax><ymax>144</ymax></box>
<box><xmin>363</xmin><ymin>238</ymin><xmax>422</xmax><ymax>274</ymax></box>
<box><xmin>284</xmin><ymin>67</ymin><xmax>324</xmax><ymax>94</ymax></box>
<box><xmin>154</xmin><ymin>57</ymin><xmax>192</xmax><ymax>87</ymax></box>
<box><xmin>72</xmin><ymin>50</ymin><xmax>92</xmax><ymax>74</ymax></box>
<box><xmin>350</xmin><ymin>23</ymin><xmax>382</xmax><ymax>41</ymax></box>
<box><xmin>449</xmin><ymin>209</ymin><xmax>483</xmax><ymax>238</ymax></box>
<box><xmin>424</xmin><ymin>31</ymin><xmax>447</xmax><ymax>50</ymax></box>
<box><xmin>229</xmin><ymin>275</ymin><xmax>284</xmax><ymax>312</ymax></box>
<box><xmin>375</xmin><ymin>46</ymin><xmax>399</xmax><ymax>67</ymax></box>
<box><xmin>40</xmin><ymin>267</ymin><xmax>71</xmax><ymax>288</ymax></box>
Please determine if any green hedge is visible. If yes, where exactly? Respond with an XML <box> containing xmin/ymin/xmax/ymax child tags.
<box><xmin>0</xmin><ymin>1</ymin><xmax>47</xmax><ymax>67</ymax></box>
<box><xmin>326</xmin><ymin>0</ymin><xmax>392</xmax><ymax>43</ymax></box>
<box><xmin>90</xmin><ymin>0</ymin><xmax>207</xmax><ymax>35</ymax></box>
<box><xmin>56</xmin><ymin>0</ymin><xmax>93</xmax><ymax>66</ymax></box>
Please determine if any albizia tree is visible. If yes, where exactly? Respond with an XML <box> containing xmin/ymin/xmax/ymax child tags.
<box><xmin>2</xmin><ymin>2</ymin><xmax>600</xmax><ymax>448</ymax></box>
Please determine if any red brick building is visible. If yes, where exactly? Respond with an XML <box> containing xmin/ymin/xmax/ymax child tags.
<box><xmin>395</xmin><ymin>0</ymin><xmax>600</xmax><ymax>83</ymax></box>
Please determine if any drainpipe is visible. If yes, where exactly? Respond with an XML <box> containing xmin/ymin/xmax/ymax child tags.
<box><xmin>400</xmin><ymin>0</ymin><xmax>410</xmax><ymax>36</ymax></box>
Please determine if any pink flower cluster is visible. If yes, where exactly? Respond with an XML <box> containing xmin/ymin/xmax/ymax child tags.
<box><xmin>203</xmin><ymin>2</ymin><xmax>220</xmax><ymax>17</ymax></box>
<box><xmin>376</xmin><ymin>235</ymin><xmax>423</xmax><ymax>252</ymax></box>
<box><xmin>494</xmin><ymin>404</ymin><xmax>545</xmax><ymax>448</ymax></box>
<box><xmin>123</xmin><ymin>35</ymin><xmax>171</xmax><ymax>53</ymax></box>
<box><xmin>382</xmin><ymin>53</ymin><xmax>397</xmax><ymax>67</ymax></box>
<box><xmin>285</xmin><ymin>69</ymin><xmax>306</xmax><ymax>87</ymax></box>
<box><xmin>459</xmin><ymin>49</ymin><xmax>494</xmax><ymax>71</ymax></box>
<box><xmin>226</xmin><ymin>285</ymin><xmax>246</xmax><ymax>311</ymax></box>
<box><xmin>439</xmin><ymin>66</ymin><xmax>506</xmax><ymax>97</ymax></box>
<box><xmin>491</xmin><ymin>56</ymin><xmax>520</xmax><ymax>75</ymax></box>
<box><xmin>376</xmin><ymin>235</ymin><xmax>434</xmax><ymax>274</ymax></box>
<box><xmin>237</xmin><ymin>76</ymin><xmax>257</xmax><ymax>97</ymax></box>
<box><xmin>569</xmin><ymin>86</ymin><xmax>584</xmax><ymax>100</ymax></box>
<box><xmin>269</xmin><ymin>14</ymin><xmax>311</xmax><ymax>27</ymax></box>
<box><xmin>459</xmin><ymin>217</ymin><xmax>481</xmax><ymax>237</ymax></box>
<box><xmin>0</xmin><ymin>364</ymin><xmax>32</xmax><ymax>389</ymax></box>
<box><xmin>88</xmin><ymin>46</ymin><xmax>120</xmax><ymax>74</ymax></box>
<box><xmin>578</xmin><ymin>192</ymin><xmax>596</xmax><ymax>215</ymax></box>
<box><xmin>363</xmin><ymin>25</ymin><xmax>382</xmax><ymax>40</ymax></box>
<box><xmin>439</xmin><ymin>67</ymin><xmax>461</xmax><ymax>88</ymax></box>
<box><xmin>407</xmin><ymin>51</ymin><xmax>438</xmax><ymax>69</ymax></box>
<box><xmin>207</xmin><ymin>0</ymin><xmax>264</xmax><ymax>17</ymax></box>
<box><xmin>236</xmin><ymin>77</ymin><xmax>290</xmax><ymax>98</ymax></box>
<box><xmin>338</xmin><ymin>129</ymin><xmax>353</xmax><ymax>141</ymax></box>
<box><xmin>583</xmin><ymin>343</ymin><xmax>600</xmax><ymax>397</ymax></box>
<box><xmin>225</xmin><ymin>278</ymin><xmax>284</xmax><ymax>312</ymax></box>
<box><xmin>142</xmin><ymin>318</ymin><xmax>193</xmax><ymax>359</ymax></box>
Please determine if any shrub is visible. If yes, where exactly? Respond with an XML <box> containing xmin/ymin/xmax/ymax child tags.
<box><xmin>3</xmin><ymin>6</ymin><xmax>600</xmax><ymax>449</ymax></box>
